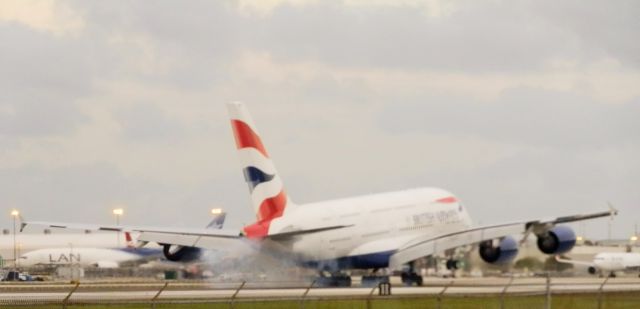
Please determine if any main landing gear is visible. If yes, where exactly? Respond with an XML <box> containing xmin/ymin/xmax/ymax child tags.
<box><xmin>362</xmin><ymin>269</ymin><xmax>390</xmax><ymax>287</ymax></box>
<box><xmin>401</xmin><ymin>261</ymin><xmax>423</xmax><ymax>286</ymax></box>
<box><xmin>446</xmin><ymin>259</ymin><xmax>460</xmax><ymax>271</ymax></box>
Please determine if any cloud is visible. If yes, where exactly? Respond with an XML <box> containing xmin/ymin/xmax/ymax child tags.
<box><xmin>115</xmin><ymin>104</ymin><xmax>184</xmax><ymax>142</ymax></box>
<box><xmin>378</xmin><ymin>87</ymin><xmax>640</xmax><ymax>149</ymax></box>
<box><xmin>237</xmin><ymin>0</ymin><xmax>461</xmax><ymax>18</ymax></box>
<box><xmin>71</xmin><ymin>0</ymin><xmax>243</xmax><ymax>89</ymax></box>
<box><xmin>244</xmin><ymin>1</ymin><xmax>594</xmax><ymax>72</ymax></box>
<box><xmin>0</xmin><ymin>0</ymin><xmax>638</xmax><ymax>239</ymax></box>
<box><xmin>0</xmin><ymin>0</ymin><xmax>84</xmax><ymax>36</ymax></box>
<box><xmin>0</xmin><ymin>102</ymin><xmax>87</xmax><ymax>138</ymax></box>
<box><xmin>532</xmin><ymin>0</ymin><xmax>640</xmax><ymax>69</ymax></box>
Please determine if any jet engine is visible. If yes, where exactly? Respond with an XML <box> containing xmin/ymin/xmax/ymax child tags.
<box><xmin>536</xmin><ymin>225</ymin><xmax>576</xmax><ymax>255</ymax></box>
<box><xmin>588</xmin><ymin>266</ymin><xmax>597</xmax><ymax>275</ymax></box>
<box><xmin>162</xmin><ymin>245</ymin><xmax>202</xmax><ymax>262</ymax></box>
<box><xmin>479</xmin><ymin>236</ymin><xmax>519</xmax><ymax>264</ymax></box>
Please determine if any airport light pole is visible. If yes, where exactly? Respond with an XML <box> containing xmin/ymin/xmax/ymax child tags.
<box><xmin>211</xmin><ymin>208</ymin><xmax>222</xmax><ymax>215</ymax></box>
<box><xmin>11</xmin><ymin>209</ymin><xmax>19</xmax><ymax>269</ymax></box>
<box><xmin>113</xmin><ymin>208</ymin><xmax>123</xmax><ymax>247</ymax></box>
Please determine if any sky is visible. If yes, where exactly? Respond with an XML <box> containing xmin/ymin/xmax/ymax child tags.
<box><xmin>0</xmin><ymin>0</ymin><xmax>638</xmax><ymax>240</ymax></box>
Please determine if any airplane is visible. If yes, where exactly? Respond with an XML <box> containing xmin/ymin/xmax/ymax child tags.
<box><xmin>24</xmin><ymin>102</ymin><xmax>617</xmax><ymax>286</ymax></box>
<box><xmin>19</xmin><ymin>232</ymin><xmax>161</xmax><ymax>268</ymax></box>
<box><xmin>19</xmin><ymin>212</ymin><xmax>227</xmax><ymax>268</ymax></box>
<box><xmin>556</xmin><ymin>253</ymin><xmax>640</xmax><ymax>277</ymax></box>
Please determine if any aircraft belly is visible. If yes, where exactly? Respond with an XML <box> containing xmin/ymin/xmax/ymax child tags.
<box><xmin>301</xmin><ymin>250</ymin><xmax>395</xmax><ymax>271</ymax></box>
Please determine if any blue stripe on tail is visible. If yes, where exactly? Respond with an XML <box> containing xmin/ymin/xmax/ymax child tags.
<box><xmin>243</xmin><ymin>166</ymin><xmax>275</xmax><ymax>192</ymax></box>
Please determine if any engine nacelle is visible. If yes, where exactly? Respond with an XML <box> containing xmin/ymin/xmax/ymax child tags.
<box><xmin>479</xmin><ymin>236</ymin><xmax>519</xmax><ymax>264</ymax></box>
<box><xmin>536</xmin><ymin>225</ymin><xmax>576</xmax><ymax>255</ymax></box>
<box><xmin>588</xmin><ymin>266</ymin><xmax>597</xmax><ymax>275</ymax></box>
<box><xmin>162</xmin><ymin>244</ymin><xmax>202</xmax><ymax>262</ymax></box>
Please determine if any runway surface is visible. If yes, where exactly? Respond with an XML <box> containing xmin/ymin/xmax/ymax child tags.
<box><xmin>1</xmin><ymin>277</ymin><xmax>639</xmax><ymax>303</ymax></box>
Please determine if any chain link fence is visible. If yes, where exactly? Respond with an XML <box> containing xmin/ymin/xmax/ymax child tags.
<box><xmin>1</xmin><ymin>275</ymin><xmax>639</xmax><ymax>309</ymax></box>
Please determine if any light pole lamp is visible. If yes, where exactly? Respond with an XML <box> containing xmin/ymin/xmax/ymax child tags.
<box><xmin>113</xmin><ymin>208</ymin><xmax>123</xmax><ymax>247</ymax></box>
<box><xmin>11</xmin><ymin>210</ymin><xmax>19</xmax><ymax>269</ymax></box>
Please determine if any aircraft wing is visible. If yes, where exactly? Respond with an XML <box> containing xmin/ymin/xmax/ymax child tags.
<box><xmin>136</xmin><ymin>224</ymin><xmax>352</xmax><ymax>247</ymax></box>
<box><xmin>22</xmin><ymin>221</ymin><xmax>242</xmax><ymax>239</ymax></box>
<box><xmin>137</xmin><ymin>231</ymin><xmax>244</xmax><ymax>248</ymax></box>
<box><xmin>22</xmin><ymin>220</ymin><xmax>351</xmax><ymax>246</ymax></box>
<box><xmin>388</xmin><ymin>208</ymin><xmax>616</xmax><ymax>270</ymax></box>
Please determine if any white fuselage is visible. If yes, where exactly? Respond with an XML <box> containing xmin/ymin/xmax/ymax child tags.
<box><xmin>267</xmin><ymin>187</ymin><xmax>473</xmax><ymax>267</ymax></box>
<box><xmin>593</xmin><ymin>252</ymin><xmax>640</xmax><ymax>272</ymax></box>
<box><xmin>19</xmin><ymin>247</ymin><xmax>152</xmax><ymax>268</ymax></box>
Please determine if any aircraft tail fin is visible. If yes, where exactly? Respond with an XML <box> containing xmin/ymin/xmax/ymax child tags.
<box><xmin>227</xmin><ymin>102</ymin><xmax>296</xmax><ymax>238</ymax></box>
<box><xmin>125</xmin><ymin>231</ymin><xmax>134</xmax><ymax>248</ymax></box>
<box><xmin>205</xmin><ymin>211</ymin><xmax>227</xmax><ymax>229</ymax></box>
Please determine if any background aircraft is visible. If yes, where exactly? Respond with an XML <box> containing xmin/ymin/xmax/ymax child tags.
<box><xmin>18</xmin><ymin>232</ymin><xmax>160</xmax><ymax>268</ymax></box>
<box><xmin>556</xmin><ymin>253</ymin><xmax>640</xmax><ymax>277</ymax></box>
<box><xmin>26</xmin><ymin>103</ymin><xmax>616</xmax><ymax>286</ymax></box>
<box><xmin>16</xmin><ymin>213</ymin><xmax>226</xmax><ymax>268</ymax></box>
<box><xmin>0</xmin><ymin>232</ymin><xmax>128</xmax><ymax>260</ymax></box>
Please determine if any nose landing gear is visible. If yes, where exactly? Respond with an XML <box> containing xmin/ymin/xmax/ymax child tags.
<box><xmin>362</xmin><ymin>268</ymin><xmax>390</xmax><ymax>287</ymax></box>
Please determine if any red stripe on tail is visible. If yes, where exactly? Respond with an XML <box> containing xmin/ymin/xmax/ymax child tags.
<box><xmin>243</xmin><ymin>190</ymin><xmax>288</xmax><ymax>238</ymax></box>
<box><xmin>258</xmin><ymin>190</ymin><xmax>287</xmax><ymax>221</ymax></box>
<box><xmin>231</xmin><ymin>120</ymin><xmax>269</xmax><ymax>158</ymax></box>
<box><xmin>243</xmin><ymin>221</ymin><xmax>270</xmax><ymax>239</ymax></box>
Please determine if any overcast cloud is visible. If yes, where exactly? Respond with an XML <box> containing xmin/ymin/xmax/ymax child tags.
<box><xmin>0</xmin><ymin>0</ymin><xmax>638</xmax><ymax>239</ymax></box>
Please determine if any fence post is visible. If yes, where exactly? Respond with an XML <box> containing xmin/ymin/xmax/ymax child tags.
<box><xmin>150</xmin><ymin>282</ymin><xmax>169</xmax><ymax>309</ymax></box>
<box><xmin>365</xmin><ymin>282</ymin><xmax>379</xmax><ymax>309</ymax></box>
<box><xmin>544</xmin><ymin>273</ymin><xmax>551</xmax><ymax>309</ymax></box>
<box><xmin>62</xmin><ymin>281</ymin><xmax>80</xmax><ymax>309</ymax></box>
<box><xmin>299</xmin><ymin>279</ymin><xmax>315</xmax><ymax>309</ymax></box>
<box><xmin>229</xmin><ymin>281</ymin><xmax>246</xmax><ymax>309</ymax></box>
<box><xmin>436</xmin><ymin>280</ymin><xmax>454</xmax><ymax>309</ymax></box>
<box><xmin>500</xmin><ymin>276</ymin><xmax>515</xmax><ymax>309</ymax></box>
<box><xmin>597</xmin><ymin>276</ymin><xmax>610</xmax><ymax>309</ymax></box>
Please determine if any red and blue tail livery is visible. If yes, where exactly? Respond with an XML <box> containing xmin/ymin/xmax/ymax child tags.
<box><xmin>227</xmin><ymin>102</ymin><xmax>296</xmax><ymax>238</ymax></box>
